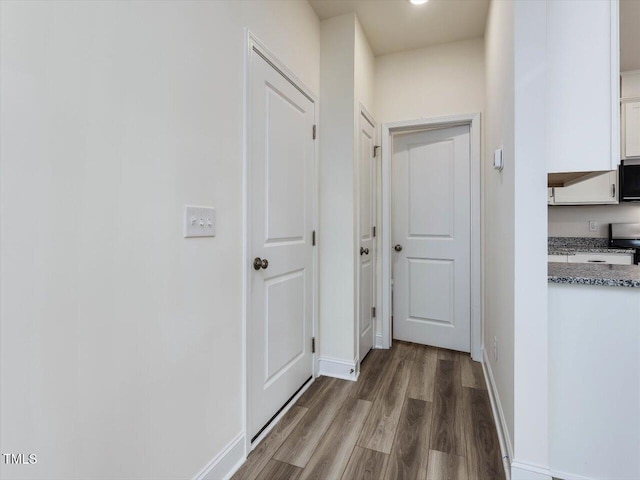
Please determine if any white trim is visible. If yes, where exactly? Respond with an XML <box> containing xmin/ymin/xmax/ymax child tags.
<box><xmin>193</xmin><ymin>432</ymin><xmax>245</xmax><ymax>480</ymax></box>
<box><xmin>374</xmin><ymin>333</ymin><xmax>384</xmax><ymax>349</ymax></box>
<box><xmin>242</xmin><ymin>30</ymin><xmax>319</xmax><ymax>458</ymax></box>
<box><xmin>482</xmin><ymin>348</ymin><xmax>513</xmax><ymax>480</ymax></box>
<box><xmin>380</xmin><ymin>113</ymin><xmax>482</xmax><ymax>358</ymax></box>
<box><xmin>547</xmin><ymin>468</ymin><xmax>596</xmax><ymax>480</ymax></box>
<box><xmin>318</xmin><ymin>356</ymin><xmax>359</xmax><ymax>381</ymax></box>
<box><xmin>510</xmin><ymin>462</ymin><xmax>552</xmax><ymax>480</ymax></box>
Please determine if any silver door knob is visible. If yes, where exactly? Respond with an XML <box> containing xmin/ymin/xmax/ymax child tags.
<box><xmin>394</xmin><ymin>244</ymin><xmax>403</xmax><ymax>252</ymax></box>
<box><xmin>253</xmin><ymin>257</ymin><xmax>269</xmax><ymax>270</ymax></box>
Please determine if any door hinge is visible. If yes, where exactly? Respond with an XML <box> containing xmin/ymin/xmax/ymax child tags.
<box><xmin>311</xmin><ymin>337</ymin><xmax>316</xmax><ymax>353</ymax></box>
<box><xmin>373</xmin><ymin>145</ymin><xmax>380</xmax><ymax>157</ymax></box>
<box><xmin>372</xmin><ymin>307</ymin><xmax>376</xmax><ymax>318</ymax></box>
<box><xmin>312</xmin><ymin>124</ymin><xmax>317</xmax><ymax>140</ymax></box>
<box><xmin>372</xmin><ymin>226</ymin><xmax>376</xmax><ymax>237</ymax></box>
<box><xmin>312</xmin><ymin>230</ymin><xmax>316</xmax><ymax>246</ymax></box>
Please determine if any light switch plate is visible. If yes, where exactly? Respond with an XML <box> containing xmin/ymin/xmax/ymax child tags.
<box><xmin>493</xmin><ymin>148</ymin><xmax>504</xmax><ymax>171</ymax></box>
<box><xmin>184</xmin><ymin>205</ymin><xmax>216</xmax><ymax>238</ymax></box>
<box><xmin>589</xmin><ymin>221</ymin><xmax>597</xmax><ymax>232</ymax></box>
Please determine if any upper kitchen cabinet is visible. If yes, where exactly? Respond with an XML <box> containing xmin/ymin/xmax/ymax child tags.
<box><xmin>621</xmin><ymin>71</ymin><xmax>640</xmax><ymax>159</ymax></box>
<box><xmin>551</xmin><ymin>170</ymin><xmax>618</xmax><ymax>205</ymax></box>
<box><xmin>546</xmin><ymin>0</ymin><xmax>619</xmax><ymax>173</ymax></box>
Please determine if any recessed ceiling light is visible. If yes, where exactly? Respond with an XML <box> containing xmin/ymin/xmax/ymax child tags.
<box><xmin>409</xmin><ymin>0</ymin><xmax>429</xmax><ymax>5</ymax></box>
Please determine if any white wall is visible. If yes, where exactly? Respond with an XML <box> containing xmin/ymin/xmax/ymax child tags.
<box><xmin>318</xmin><ymin>13</ymin><xmax>376</xmax><ymax>370</ymax></box>
<box><xmin>512</xmin><ymin>0</ymin><xmax>549</xmax><ymax>474</ymax></box>
<box><xmin>0</xmin><ymin>1</ymin><xmax>319</xmax><ymax>479</ymax></box>
<box><xmin>318</xmin><ymin>13</ymin><xmax>357</xmax><ymax>367</ymax></box>
<box><xmin>374</xmin><ymin>38</ymin><xmax>485</xmax><ymax>125</ymax></box>
<box><xmin>483</xmin><ymin>0</ymin><xmax>516</xmax><ymax>461</ymax></box>
<box><xmin>549</xmin><ymin>204</ymin><xmax>640</xmax><ymax>237</ymax></box>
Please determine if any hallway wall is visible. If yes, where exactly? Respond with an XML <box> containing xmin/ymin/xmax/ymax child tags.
<box><xmin>0</xmin><ymin>1</ymin><xmax>319</xmax><ymax>479</ymax></box>
<box><xmin>374</xmin><ymin>37</ymin><xmax>485</xmax><ymax>125</ymax></box>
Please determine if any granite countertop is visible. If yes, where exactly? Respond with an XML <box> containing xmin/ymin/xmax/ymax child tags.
<box><xmin>548</xmin><ymin>247</ymin><xmax>636</xmax><ymax>255</ymax></box>
<box><xmin>548</xmin><ymin>262</ymin><xmax>640</xmax><ymax>288</ymax></box>
<box><xmin>547</xmin><ymin>236</ymin><xmax>636</xmax><ymax>255</ymax></box>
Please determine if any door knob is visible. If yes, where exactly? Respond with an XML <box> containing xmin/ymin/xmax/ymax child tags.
<box><xmin>360</xmin><ymin>247</ymin><xmax>370</xmax><ymax>256</ymax></box>
<box><xmin>253</xmin><ymin>257</ymin><xmax>269</xmax><ymax>270</ymax></box>
<box><xmin>364</xmin><ymin>248</ymin><xmax>369</xmax><ymax>255</ymax></box>
<box><xmin>394</xmin><ymin>244</ymin><xmax>403</xmax><ymax>252</ymax></box>
<box><xmin>360</xmin><ymin>247</ymin><xmax>365</xmax><ymax>256</ymax></box>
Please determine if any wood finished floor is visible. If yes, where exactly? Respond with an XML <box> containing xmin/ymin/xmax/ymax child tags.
<box><xmin>232</xmin><ymin>342</ymin><xmax>505</xmax><ymax>480</ymax></box>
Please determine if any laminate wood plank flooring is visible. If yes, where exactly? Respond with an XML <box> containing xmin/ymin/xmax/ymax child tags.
<box><xmin>299</xmin><ymin>397</ymin><xmax>372</xmax><ymax>480</ymax></box>
<box><xmin>406</xmin><ymin>345</ymin><xmax>438</xmax><ymax>402</ymax></box>
<box><xmin>232</xmin><ymin>406</ymin><xmax>308</xmax><ymax>480</ymax></box>
<box><xmin>462</xmin><ymin>387</ymin><xmax>504</xmax><ymax>480</ymax></box>
<box><xmin>234</xmin><ymin>342</ymin><xmax>505</xmax><ymax>480</ymax></box>
<box><xmin>357</xmin><ymin>342</ymin><xmax>416</xmax><ymax>453</ymax></box>
<box><xmin>273</xmin><ymin>377</ymin><xmax>351</xmax><ymax>467</ymax></box>
<box><xmin>426</xmin><ymin>450</ymin><xmax>468</xmax><ymax>480</ymax></box>
<box><xmin>460</xmin><ymin>355</ymin><xmax>486</xmax><ymax>390</ymax></box>
<box><xmin>254</xmin><ymin>460</ymin><xmax>302</xmax><ymax>480</ymax></box>
<box><xmin>341</xmin><ymin>447</ymin><xmax>389</xmax><ymax>480</ymax></box>
<box><xmin>383</xmin><ymin>397</ymin><xmax>432</xmax><ymax>480</ymax></box>
<box><xmin>430</xmin><ymin>359</ymin><xmax>466</xmax><ymax>457</ymax></box>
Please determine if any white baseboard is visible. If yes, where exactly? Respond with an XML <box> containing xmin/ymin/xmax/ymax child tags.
<box><xmin>374</xmin><ymin>333</ymin><xmax>384</xmax><ymax>349</ymax></box>
<box><xmin>194</xmin><ymin>432</ymin><xmax>245</xmax><ymax>480</ymax></box>
<box><xmin>511</xmin><ymin>462</ymin><xmax>552</xmax><ymax>480</ymax></box>
<box><xmin>481</xmin><ymin>348</ymin><xmax>514</xmax><ymax>480</ymax></box>
<box><xmin>548</xmin><ymin>468</ymin><xmax>595</xmax><ymax>480</ymax></box>
<box><xmin>318</xmin><ymin>356</ymin><xmax>359</xmax><ymax>381</ymax></box>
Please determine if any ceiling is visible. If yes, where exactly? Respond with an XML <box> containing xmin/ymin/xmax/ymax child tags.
<box><xmin>308</xmin><ymin>0</ymin><xmax>490</xmax><ymax>56</ymax></box>
<box><xmin>621</xmin><ymin>0</ymin><xmax>640</xmax><ymax>71</ymax></box>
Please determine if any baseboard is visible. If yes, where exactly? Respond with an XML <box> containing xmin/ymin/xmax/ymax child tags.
<box><xmin>511</xmin><ymin>462</ymin><xmax>552</xmax><ymax>480</ymax></box>
<box><xmin>481</xmin><ymin>348</ymin><xmax>514</xmax><ymax>480</ymax></box>
<box><xmin>548</xmin><ymin>467</ymin><xmax>595</xmax><ymax>480</ymax></box>
<box><xmin>194</xmin><ymin>432</ymin><xmax>245</xmax><ymax>480</ymax></box>
<box><xmin>318</xmin><ymin>356</ymin><xmax>359</xmax><ymax>381</ymax></box>
<box><xmin>375</xmin><ymin>333</ymin><xmax>384</xmax><ymax>349</ymax></box>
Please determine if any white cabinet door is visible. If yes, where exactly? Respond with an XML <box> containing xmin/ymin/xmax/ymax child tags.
<box><xmin>623</xmin><ymin>101</ymin><xmax>640</xmax><ymax>158</ymax></box>
<box><xmin>568</xmin><ymin>253</ymin><xmax>633</xmax><ymax>265</ymax></box>
<box><xmin>548</xmin><ymin>254</ymin><xmax>568</xmax><ymax>263</ymax></box>
<box><xmin>546</xmin><ymin>0</ymin><xmax>619</xmax><ymax>173</ymax></box>
<box><xmin>553</xmin><ymin>171</ymin><xmax>618</xmax><ymax>205</ymax></box>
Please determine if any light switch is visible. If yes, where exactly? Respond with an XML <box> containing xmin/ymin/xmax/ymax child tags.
<box><xmin>493</xmin><ymin>148</ymin><xmax>504</xmax><ymax>171</ymax></box>
<box><xmin>184</xmin><ymin>205</ymin><xmax>216</xmax><ymax>238</ymax></box>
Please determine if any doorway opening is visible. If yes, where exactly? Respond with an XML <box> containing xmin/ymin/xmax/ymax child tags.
<box><xmin>379</xmin><ymin>114</ymin><xmax>482</xmax><ymax>360</ymax></box>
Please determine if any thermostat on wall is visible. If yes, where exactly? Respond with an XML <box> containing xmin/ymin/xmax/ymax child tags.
<box><xmin>493</xmin><ymin>148</ymin><xmax>504</xmax><ymax>171</ymax></box>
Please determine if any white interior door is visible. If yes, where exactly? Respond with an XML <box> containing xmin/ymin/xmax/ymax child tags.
<box><xmin>358</xmin><ymin>112</ymin><xmax>376</xmax><ymax>362</ymax></box>
<box><xmin>391</xmin><ymin>125</ymin><xmax>471</xmax><ymax>352</ymax></box>
<box><xmin>249</xmin><ymin>51</ymin><xmax>315</xmax><ymax>441</ymax></box>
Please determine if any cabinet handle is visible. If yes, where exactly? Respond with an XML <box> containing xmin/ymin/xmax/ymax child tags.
<box><xmin>612</xmin><ymin>183</ymin><xmax>616</xmax><ymax>198</ymax></box>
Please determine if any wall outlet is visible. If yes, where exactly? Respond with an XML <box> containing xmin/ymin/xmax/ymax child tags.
<box><xmin>589</xmin><ymin>221</ymin><xmax>598</xmax><ymax>232</ymax></box>
<box><xmin>493</xmin><ymin>336</ymin><xmax>498</xmax><ymax>362</ymax></box>
<box><xmin>184</xmin><ymin>205</ymin><xmax>216</xmax><ymax>238</ymax></box>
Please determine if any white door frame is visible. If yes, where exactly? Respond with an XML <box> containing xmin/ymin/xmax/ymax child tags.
<box><xmin>242</xmin><ymin>31</ymin><xmax>319</xmax><ymax>456</ymax></box>
<box><xmin>380</xmin><ymin>113</ymin><xmax>482</xmax><ymax>361</ymax></box>
<box><xmin>356</xmin><ymin>104</ymin><xmax>378</xmax><ymax>363</ymax></box>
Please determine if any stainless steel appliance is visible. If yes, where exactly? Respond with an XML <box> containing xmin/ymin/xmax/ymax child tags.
<box><xmin>609</xmin><ymin>223</ymin><xmax>640</xmax><ymax>264</ymax></box>
<box><xmin>619</xmin><ymin>159</ymin><xmax>640</xmax><ymax>202</ymax></box>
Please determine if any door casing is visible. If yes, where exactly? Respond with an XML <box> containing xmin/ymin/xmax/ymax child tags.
<box><xmin>242</xmin><ymin>31</ymin><xmax>319</xmax><ymax>456</ymax></box>
<box><xmin>380</xmin><ymin>113</ymin><xmax>482</xmax><ymax>360</ymax></box>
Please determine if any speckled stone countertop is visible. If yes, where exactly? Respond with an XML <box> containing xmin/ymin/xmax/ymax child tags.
<box><xmin>548</xmin><ymin>262</ymin><xmax>640</xmax><ymax>288</ymax></box>
<box><xmin>548</xmin><ymin>237</ymin><xmax>636</xmax><ymax>255</ymax></box>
